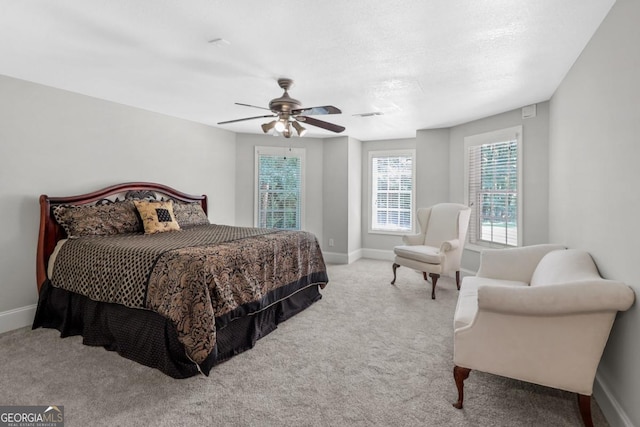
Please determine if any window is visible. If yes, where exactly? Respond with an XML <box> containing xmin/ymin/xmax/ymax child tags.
<box><xmin>369</xmin><ymin>150</ymin><xmax>415</xmax><ymax>234</ymax></box>
<box><xmin>255</xmin><ymin>146</ymin><xmax>305</xmax><ymax>230</ymax></box>
<box><xmin>464</xmin><ymin>126</ymin><xmax>522</xmax><ymax>247</ymax></box>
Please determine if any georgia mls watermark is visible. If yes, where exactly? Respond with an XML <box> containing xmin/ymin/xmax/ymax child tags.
<box><xmin>0</xmin><ymin>406</ymin><xmax>64</xmax><ymax>427</ymax></box>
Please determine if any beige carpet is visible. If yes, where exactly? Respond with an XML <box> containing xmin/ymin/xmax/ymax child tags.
<box><xmin>1</xmin><ymin>259</ymin><xmax>608</xmax><ymax>426</ymax></box>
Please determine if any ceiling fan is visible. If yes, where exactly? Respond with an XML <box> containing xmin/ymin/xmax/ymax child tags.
<box><xmin>217</xmin><ymin>78</ymin><xmax>345</xmax><ymax>138</ymax></box>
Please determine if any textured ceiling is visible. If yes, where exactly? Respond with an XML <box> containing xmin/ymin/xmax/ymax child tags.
<box><xmin>0</xmin><ymin>0</ymin><xmax>615</xmax><ymax>140</ymax></box>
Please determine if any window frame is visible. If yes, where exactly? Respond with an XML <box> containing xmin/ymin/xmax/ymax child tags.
<box><xmin>367</xmin><ymin>149</ymin><xmax>416</xmax><ymax>236</ymax></box>
<box><xmin>254</xmin><ymin>146</ymin><xmax>306</xmax><ymax>230</ymax></box>
<box><xmin>464</xmin><ymin>126</ymin><xmax>523</xmax><ymax>250</ymax></box>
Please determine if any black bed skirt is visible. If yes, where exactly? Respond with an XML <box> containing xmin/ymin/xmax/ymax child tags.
<box><xmin>32</xmin><ymin>279</ymin><xmax>323</xmax><ymax>378</ymax></box>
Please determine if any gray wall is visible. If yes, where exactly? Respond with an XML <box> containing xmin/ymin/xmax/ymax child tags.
<box><xmin>448</xmin><ymin>102</ymin><xmax>551</xmax><ymax>272</ymax></box>
<box><xmin>321</xmin><ymin>136</ymin><xmax>362</xmax><ymax>261</ymax></box>
<box><xmin>322</xmin><ymin>136</ymin><xmax>348</xmax><ymax>253</ymax></box>
<box><xmin>416</xmin><ymin>128</ymin><xmax>450</xmax><ymax>208</ymax></box>
<box><xmin>234</xmin><ymin>133</ymin><xmax>324</xmax><ymax>244</ymax></box>
<box><xmin>548</xmin><ymin>0</ymin><xmax>640</xmax><ymax>424</ymax></box>
<box><xmin>0</xmin><ymin>74</ymin><xmax>236</xmax><ymax>315</ymax></box>
<box><xmin>347</xmin><ymin>137</ymin><xmax>362</xmax><ymax>255</ymax></box>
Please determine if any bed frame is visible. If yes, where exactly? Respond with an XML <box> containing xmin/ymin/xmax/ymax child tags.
<box><xmin>36</xmin><ymin>182</ymin><xmax>207</xmax><ymax>292</ymax></box>
<box><xmin>34</xmin><ymin>181</ymin><xmax>324</xmax><ymax>378</ymax></box>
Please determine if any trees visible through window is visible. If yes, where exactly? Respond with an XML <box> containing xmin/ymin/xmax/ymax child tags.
<box><xmin>255</xmin><ymin>147</ymin><xmax>304</xmax><ymax>230</ymax></box>
<box><xmin>369</xmin><ymin>150</ymin><xmax>415</xmax><ymax>233</ymax></box>
<box><xmin>465</xmin><ymin>127</ymin><xmax>522</xmax><ymax>247</ymax></box>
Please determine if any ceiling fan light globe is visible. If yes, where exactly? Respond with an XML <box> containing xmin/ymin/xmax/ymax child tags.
<box><xmin>274</xmin><ymin>120</ymin><xmax>286</xmax><ymax>132</ymax></box>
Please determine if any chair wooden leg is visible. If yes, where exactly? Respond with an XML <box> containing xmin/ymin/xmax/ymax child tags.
<box><xmin>455</xmin><ymin>271</ymin><xmax>461</xmax><ymax>290</ymax></box>
<box><xmin>453</xmin><ymin>365</ymin><xmax>471</xmax><ymax>409</ymax></box>
<box><xmin>577</xmin><ymin>394</ymin><xmax>594</xmax><ymax>427</ymax></box>
<box><xmin>391</xmin><ymin>263</ymin><xmax>400</xmax><ymax>285</ymax></box>
<box><xmin>429</xmin><ymin>273</ymin><xmax>439</xmax><ymax>299</ymax></box>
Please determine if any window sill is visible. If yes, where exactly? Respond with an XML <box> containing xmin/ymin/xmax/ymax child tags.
<box><xmin>464</xmin><ymin>242</ymin><xmax>519</xmax><ymax>253</ymax></box>
<box><xmin>368</xmin><ymin>229</ymin><xmax>413</xmax><ymax>237</ymax></box>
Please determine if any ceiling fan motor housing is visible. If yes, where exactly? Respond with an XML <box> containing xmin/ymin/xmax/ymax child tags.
<box><xmin>269</xmin><ymin>79</ymin><xmax>302</xmax><ymax>113</ymax></box>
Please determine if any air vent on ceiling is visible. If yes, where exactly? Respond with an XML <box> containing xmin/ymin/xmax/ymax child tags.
<box><xmin>208</xmin><ymin>38</ymin><xmax>231</xmax><ymax>47</ymax></box>
<box><xmin>353</xmin><ymin>112</ymin><xmax>384</xmax><ymax>117</ymax></box>
<box><xmin>522</xmin><ymin>104</ymin><xmax>537</xmax><ymax>119</ymax></box>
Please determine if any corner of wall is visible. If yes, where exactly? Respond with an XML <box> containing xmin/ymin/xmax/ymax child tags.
<box><xmin>594</xmin><ymin>373</ymin><xmax>635</xmax><ymax>427</ymax></box>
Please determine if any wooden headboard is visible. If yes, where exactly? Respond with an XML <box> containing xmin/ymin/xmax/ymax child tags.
<box><xmin>36</xmin><ymin>182</ymin><xmax>208</xmax><ymax>292</ymax></box>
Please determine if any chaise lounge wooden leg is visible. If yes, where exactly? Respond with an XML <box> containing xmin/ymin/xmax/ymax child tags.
<box><xmin>455</xmin><ymin>271</ymin><xmax>461</xmax><ymax>290</ymax></box>
<box><xmin>391</xmin><ymin>263</ymin><xmax>400</xmax><ymax>285</ymax></box>
<box><xmin>429</xmin><ymin>273</ymin><xmax>439</xmax><ymax>299</ymax></box>
<box><xmin>577</xmin><ymin>394</ymin><xmax>594</xmax><ymax>427</ymax></box>
<box><xmin>453</xmin><ymin>365</ymin><xmax>471</xmax><ymax>409</ymax></box>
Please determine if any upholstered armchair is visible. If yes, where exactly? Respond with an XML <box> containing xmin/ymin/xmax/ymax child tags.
<box><xmin>391</xmin><ymin>203</ymin><xmax>471</xmax><ymax>299</ymax></box>
<box><xmin>452</xmin><ymin>245</ymin><xmax>635</xmax><ymax>427</ymax></box>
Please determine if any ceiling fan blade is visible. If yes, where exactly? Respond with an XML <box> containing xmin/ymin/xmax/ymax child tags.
<box><xmin>235</xmin><ymin>102</ymin><xmax>272</xmax><ymax>111</ymax></box>
<box><xmin>297</xmin><ymin>116</ymin><xmax>345</xmax><ymax>133</ymax></box>
<box><xmin>217</xmin><ymin>114</ymin><xmax>276</xmax><ymax>125</ymax></box>
<box><xmin>292</xmin><ymin>105</ymin><xmax>342</xmax><ymax>115</ymax></box>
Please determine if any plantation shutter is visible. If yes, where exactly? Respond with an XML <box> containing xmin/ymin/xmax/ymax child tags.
<box><xmin>467</xmin><ymin>139</ymin><xmax>518</xmax><ymax>246</ymax></box>
<box><xmin>256</xmin><ymin>150</ymin><xmax>302</xmax><ymax>230</ymax></box>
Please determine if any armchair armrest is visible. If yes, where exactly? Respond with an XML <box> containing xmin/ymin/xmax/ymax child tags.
<box><xmin>476</xmin><ymin>244</ymin><xmax>566</xmax><ymax>283</ymax></box>
<box><xmin>440</xmin><ymin>239</ymin><xmax>460</xmax><ymax>252</ymax></box>
<box><xmin>478</xmin><ymin>281</ymin><xmax>635</xmax><ymax>316</ymax></box>
<box><xmin>402</xmin><ymin>234</ymin><xmax>424</xmax><ymax>245</ymax></box>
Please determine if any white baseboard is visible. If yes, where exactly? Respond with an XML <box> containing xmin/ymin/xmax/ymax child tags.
<box><xmin>324</xmin><ymin>249</ymin><xmax>373</xmax><ymax>264</ymax></box>
<box><xmin>461</xmin><ymin>268</ymin><xmax>476</xmax><ymax>277</ymax></box>
<box><xmin>323</xmin><ymin>251</ymin><xmax>350</xmax><ymax>264</ymax></box>
<box><xmin>360</xmin><ymin>248</ymin><xmax>394</xmax><ymax>261</ymax></box>
<box><xmin>0</xmin><ymin>304</ymin><xmax>37</xmax><ymax>334</ymax></box>
<box><xmin>594</xmin><ymin>373</ymin><xmax>634</xmax><ymax>427</ymax></box>
<box><xmin>347</xmin><ymin>249</ymin><xmax>363</xmax><ymax>264</ymax></box>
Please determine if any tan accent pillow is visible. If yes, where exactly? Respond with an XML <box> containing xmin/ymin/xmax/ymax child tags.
<box><xmin>134</xmin><ymin>200</ymin><xmax>181</xmax><ymax>234</ymax></box>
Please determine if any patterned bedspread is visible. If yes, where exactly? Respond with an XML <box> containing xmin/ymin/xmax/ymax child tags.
<box><xmin>50</xmin><ymin>225</ymin><xmax>328</xmax><ymax>364</ymax></box>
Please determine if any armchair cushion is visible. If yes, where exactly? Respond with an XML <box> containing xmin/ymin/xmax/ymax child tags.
<box><xmin>393</xmin><ymin>245</ymin><xmax>443</xmax><ymax>264</ymax></box>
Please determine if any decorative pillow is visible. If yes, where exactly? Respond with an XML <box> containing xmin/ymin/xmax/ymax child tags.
<box><xmin>53</xmin><ymin>200</ymin><xmax>142</xmax><ymax>238</ymax></box>
<box><xmin>134</xmin><ymin>200</ymin><xmax>181</xmax><ymax>234</ymax></box>
<box><xmin>172</xmin><ymin>201</ymin><xmax>210</xmax><ymax>228</ymax></box>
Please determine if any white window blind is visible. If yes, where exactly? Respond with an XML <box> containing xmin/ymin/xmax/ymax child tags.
<box><xmin>255</xmin><ymin>147</ymin><xmax>305</xmax><ymax>230</ymax></box>
<box><xmin>465</xmin><ymin>126</ymin><xmax>522</xmax><ymax>247</ymax></box>
<box><xmin>369</xmin><ymin>150</ymin><xmax>415</xmax><ymax>233</ymax></box>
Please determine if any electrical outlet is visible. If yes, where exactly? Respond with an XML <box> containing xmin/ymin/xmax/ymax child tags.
<box><xmin>328</xmin><ymin>238</ymin><xmax>334</xmax><ymax>247</ymax></box>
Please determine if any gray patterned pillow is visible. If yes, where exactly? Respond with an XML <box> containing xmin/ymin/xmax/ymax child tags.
<box><xmin>53</xmin><ymin>200</ymin><xmax>143</xmax><ymax>238</ymax></box>
<box><xmin>172</xmin><ymin>201</ymin><xmax>210</xmax><ymax>228</ymax></box>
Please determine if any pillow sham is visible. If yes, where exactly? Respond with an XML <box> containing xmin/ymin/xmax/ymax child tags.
<box><xmin>134</xmin><ymin>200</ymin><xmax>181</xmax><ymax>234</ymax></box>
<box><xmin>172</xmin><ymin>201</ymin><xmax>210</xmax><ymax>228</ymax></box>
<box><xmin>53</xmin><ymin>200</ymin><xmax>142</xmax><ymax>238</ymax></box>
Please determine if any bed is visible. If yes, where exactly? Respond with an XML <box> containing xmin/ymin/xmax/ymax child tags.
<box><xmin>33</xmin><ymin>182</ymin><xmax>328</xmax><ymax>378</ymax></box>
